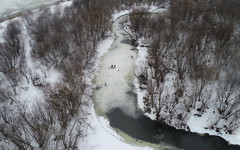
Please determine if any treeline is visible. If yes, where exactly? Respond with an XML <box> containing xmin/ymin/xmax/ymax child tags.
<box><xmin>130</xmin><ymin>0</ymin><xmax>240</xmax><ymax>133</ymax></box>
<box><xmin>0</xmin><ymin>0</ymin><xmax>165</xmax><ymax>149</ymax></box>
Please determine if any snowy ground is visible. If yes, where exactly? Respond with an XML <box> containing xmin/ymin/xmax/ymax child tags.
<box><xmin>187</xmin><ymin>111</ymin><xmax>240</xmax><ymax>145</ymax></box>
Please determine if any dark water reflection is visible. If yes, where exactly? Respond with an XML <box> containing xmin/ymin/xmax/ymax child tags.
<box><xmin>107</xmin><ymin>108</ymin><xmax>240</xmax><ymax>150</ymax></box>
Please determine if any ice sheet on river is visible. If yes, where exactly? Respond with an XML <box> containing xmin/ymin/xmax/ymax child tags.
<box><xmin>94</xmin><ymin>14</ymin><xmax>140</xmax><ymax>118</ymax></box>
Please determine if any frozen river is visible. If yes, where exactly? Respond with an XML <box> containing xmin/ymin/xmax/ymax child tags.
<box><xmin>0</xmin><ymin>0</ymin><xmax>60</xmax><ymax>19</ymax></box>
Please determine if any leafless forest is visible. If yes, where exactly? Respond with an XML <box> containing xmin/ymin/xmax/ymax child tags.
<box><xmin>130</xmin><ymin>0</ymin><xmax>240</xmax><ymax>133</ymax></box>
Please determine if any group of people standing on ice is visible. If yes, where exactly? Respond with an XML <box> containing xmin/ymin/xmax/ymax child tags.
<box><xmin>110</xmin><ymin>65</ymin><xmax>116</xmax><ymax>69</ymax></box>
<box><xmin>105</xmin><ymin>55</ymin><xmax>134</xmax><ymax>87</ymax></box>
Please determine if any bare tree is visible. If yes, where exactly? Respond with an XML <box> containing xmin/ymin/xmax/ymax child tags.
<box><xmin>0</xmin><ymin>107</ymin><xmax>32</xmax><ymax>149</ymax></box>
<box><xmin>19</xmin><ymin>102</ymin><xmax>55</xmax><ymax>149</ymax></box>
<box><xmin>0</xmin><ymin>21</ymin><xmax>25</xmax><ymax>95</ymax></box>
